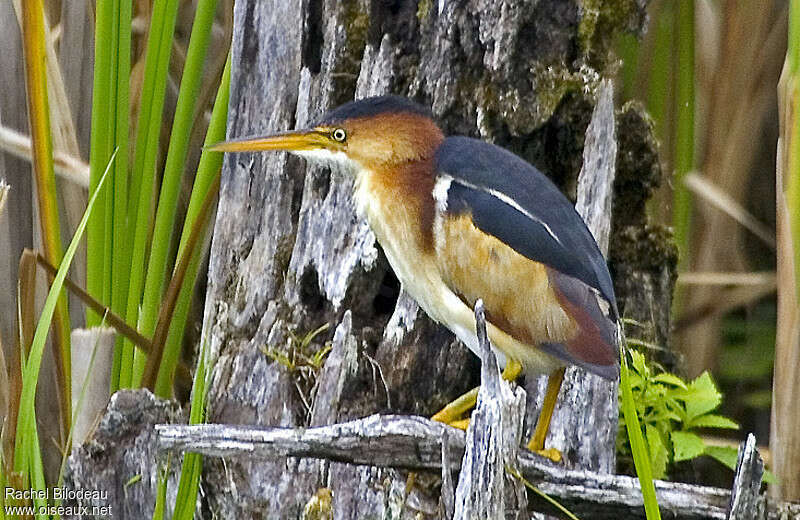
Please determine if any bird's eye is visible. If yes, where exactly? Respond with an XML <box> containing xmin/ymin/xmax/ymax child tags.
<box><xmin>331</xmin><ymin>128</ymin><xmax>347</xmax><ymax>142</ymax></box>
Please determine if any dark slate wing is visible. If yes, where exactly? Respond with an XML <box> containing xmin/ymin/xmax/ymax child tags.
<box><xmin>435</xmin><ymin>136</ymin><xmax>618</xmax><ymax>317</ymax></box>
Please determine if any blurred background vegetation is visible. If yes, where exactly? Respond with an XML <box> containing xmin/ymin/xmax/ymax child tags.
<box><xmin>0</xmin><ymin>0</ymin><xmax>796</xmax><ymax>508</ymax></box>
<box><xmin>617</xmin><ymin>0</ymin><xmax>796</xmax><ymax>493</ymax></box>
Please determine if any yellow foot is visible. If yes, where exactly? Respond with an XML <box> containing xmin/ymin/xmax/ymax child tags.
<box><xmin>449</xmin><ymin>418</ymin><xmax>470</xmax><ymax>430</ymax></box>
<box><xmin>431</xmin><ymin>360</ymin><xmax>523</xmax><ymax>427</ymax></box>
<box><xmin>525</xmin><ymin>367</ymin><xmax>566</xmax><ymax>463</ymax></box>
<box><xmin>528</xmin><ymin>445</ymin><xmax>563</xmax><ymax>463</ymax></box>
<box><xmin>431</xmin><ymin>387</ymin><xmax>478</xmax><ymax>426</ymax></box>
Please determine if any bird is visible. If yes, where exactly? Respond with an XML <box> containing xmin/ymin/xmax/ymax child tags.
<box><xmin>210</xmin><ymin>94</ymin><xmax>620</xmax><ymax>461</ymax></box>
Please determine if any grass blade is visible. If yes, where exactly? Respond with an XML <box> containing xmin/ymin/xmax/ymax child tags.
<box><xmin>20</xmin><ymin>0</ymin><xmax>72</xmax><ymax>443</ymax></box>
<box><xmin>121</xmin><ymin>0</ymin><xmax>183</xmax><ymax>391</ymax></box>
<box><xmin>146</xmin><ymin>54</ymin><xmax>230</xmax><ymax>395</ymax></box>
<box><xmin>87</xmin><ymin>0</ymin><xmax>113</xmax><ymax>328</ymax></box>
<box><xmin>151</xmin><ymin>458</ymin><xmax>170</xmax><ymax>520</ymax></box>
<box><xmin>620</xmin><ymin>341</ymin><xmax>662</xmax><ymax>519</ymax></box>
<box><xmin>506</xmin><ymin>465</ymin><xmax>580</xmax><ymax>520</ymax></box>
<box><xmin>672</xmin><ymin>0</ymin><xmax>695</xmax><ymax>269</ymax></box>
<box><xmin>134</xmin><ymin>0</ymin><xmax>221</xmax><ymax>389</ymax></box>
<box><xmin>56</xmin><ymin>323</ymin><xmax>108</xmax><ymax>493</ymax></box>
<box><xmin>771</xmin><ymin>0</ymin><xmax>800</xmax><ymax>499</ymax></box>
<box><xmin>109</xmin><ymin>0</ymin><xmax>134</xmax><ymax>390</ymax></box>
<box><xmin>172</xmin><ymin>336</ymin><xmax>212</xmax><ymax>519</ymax></box>
<box><xmin>12</xmin><ymin>149</ymin><xmax>115</xmax><ymax>510</ymax></box>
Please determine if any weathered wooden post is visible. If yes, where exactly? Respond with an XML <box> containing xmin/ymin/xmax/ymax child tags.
<box><xmin>727</xmin><ymin>434</ymin><xmax>765</xmax><ymax>520</ymax></box>
<box><xmin>197</xmin><ymin>0</ymin><xmax>669</xmax><ymax>516</ymax></box>
<box><xmin>67</xmin><ymin>1</ymin><xmax>680</xmax><ymax>518</ymax></box>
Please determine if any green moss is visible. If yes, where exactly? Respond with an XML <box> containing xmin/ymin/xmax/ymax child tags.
<box><xmin>263</xmin><ymin>322</ymin><xmax>333</xmax><ymax>424</ymax></box>
<box><xmin>476</xmin><ymin>64</ymin><xmax>600</xmax><ymax>136</ymax></box>
<box><xmin>329</xmin><ymin>2</ymin><xmax>370</xmax><ymax>105</ymax></box>
<box><xmin>610</xmin><ymin>224</ymin><xmax>678</xmax><ymax>273</ymax></box>
<box><xmin>302</xmin><ymin>488</ymin><xmax>333</xmax><ymax>520</ymax></box>
<box><xmin>578</xmin><ymin>0</ymin><xmax>648</xmax><ymax>68</ymax></box>
<box><xmin>416</xmin><ymin>0</ymin><xmax>433</xmax><ymax>23</ymax></box>
<box><xmin>613</xmin><ymin>101</ymin><xmax>663</xmax><ymax>225</ymax></box>
<box><xmin>578</xmin><ymin>0</ymin><xmax>602</xmax><ymax>55</ymax></box>
<box><xmin>343</xmin><ymin>1</ymin><xmax>369</xmax><ymax>49</ymax></box>
<box><xmin>531</xmin><ymin>63</ymin><xmax>600</xmax><ymax>128</ymax></box>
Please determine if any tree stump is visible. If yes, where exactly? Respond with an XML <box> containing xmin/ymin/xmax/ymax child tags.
<box><xmin>196</xmin><ymin>0</ymin><xmax>670</xmax><ymax>517</ymax></box>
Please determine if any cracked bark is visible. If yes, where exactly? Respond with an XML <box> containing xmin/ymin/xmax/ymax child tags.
<box><xmin>198</xmin><ymin>1</ymin><xmax>666</xmax><ymax>518</ymax></box>
<box><xmin>156</xmin><ymin>418</ymin><xmax>800</xmax><ymax>520</ymax></box>
<box><xmin>64</xmin><ymin>1</ymin><xmax>676</xmax><ymax>518</ymax></box>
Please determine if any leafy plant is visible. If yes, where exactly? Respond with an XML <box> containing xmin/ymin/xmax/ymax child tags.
<box><xmin>618</xmin><ymin>349</ymin><xmax>746</xmax><ymax>479</ymax></box>
<box><xmin>618</xmin><ymin>340</ymin><xmax>661</xmax><ymax>519</ymax></box>
<box><xmin>20</xmin><ymin>0</ymin><xmax>73</xmax><ymax>442</ymax></box>
<box><xmin>3</xmin><ymin>0</ymin><xmax>232</xmax><ymax>512</ymax></box>
<box><xmin>262</xmin><ymin>323</ymin><xmax>333</xmax><ymax>418</ymax></box>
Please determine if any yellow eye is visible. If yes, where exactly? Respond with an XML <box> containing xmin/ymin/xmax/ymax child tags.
<box><xmin>331</xmin><ymin>128</ymin><xmax>347</xmax><ymax>142</ymax></box>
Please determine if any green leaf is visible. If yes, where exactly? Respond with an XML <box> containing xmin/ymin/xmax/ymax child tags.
<box><xmin>646</xmin><ymin>424</ymin><xmax>668</xmax><ymax>479</ymax></box>
<box><xmin>172</xmin><ymin>332</ymin><xmax>214</xmax><ymax>518</ymax></box>
<box><xmin>630</xmin><ymin>349</ymin><xmax>649</xmax><ymax>377</ymax></box>
<box><xmin>703</xmin><ymin>445</ymin><xmax>738</xmax><ymax>469</ymax></box>
<box><xmin>151</xmin><ymin>460</ymin><xmax>169</xmax><ymax>520</ymax></box>
<box><xmin>652</xmin><ymin>373</ymin><xmax>688</xmax><ymax>389</ymax></box>
<box><xmin>628</xmin><ymin>373</ymin><xmax>645</xmax><ymax>391</ymax></box>
<box><xmin>151</xmin><ymin>52</ymin><xmax>231</xmax><ymax>396</ymax></box>
<box><xmin>136</xmin><ymin>0</ymin><xmax>223</xmax><ymax>390</ymax></box>
<box><xmin>671</xmin><ymin>431</ymin><xmax>706</xmax><ymax>462</ymax></box>
<box><xmin>505</xmin><ymin>466</ymin><xmax>580</xmax><ymax>520</ymax></box>
<box><xmin>13</xmin><ymin>149</ymin><xmax>116</xmax><ymax>510</ymax></box>
<box><xmin>662</xmin><ymin>410</ymin><xmax>684</xmax><ymax>423</ymax></box>
<box><xmin>688</xmin><ymin>414</ymin><xmax>739</xmax><ymax>430</ymax></box>
<box><xmin>704</xmin><ymin>446</ymin><xmax>777</xmax><ymax>484</ymax></box>
<box><xmin>681</xmin><ymin>372</ymin><xmax>722</xmax><ymax>421</ymax></box>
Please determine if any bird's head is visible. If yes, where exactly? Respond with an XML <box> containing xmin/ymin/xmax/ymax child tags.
<box><xmin>210</xmin><ymin>95</ymin><xmax>444</xmax><ymax>171</ymax></box>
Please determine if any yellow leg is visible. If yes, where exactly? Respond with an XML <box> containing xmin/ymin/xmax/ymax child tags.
<box><xmin>431</xmin><ymin>360</ymin><xmax>523</xmax><ymax>427</ymax></box>
<box><xmin>502</xmin><ymin>359</ymin><xmax>523</xmax><ymax>381</ymax></box>
<box><xmin>431</xmin><ymin>387</ymin><xmax>479</xmax><ymax>425</ymax></box>
<box><xmin>527</xmin><ymin>368</ymin><xmax>566</xmax><ymax>462</ymax></box>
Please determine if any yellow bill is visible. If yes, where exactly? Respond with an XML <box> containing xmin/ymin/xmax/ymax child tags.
<box><xmin>208</xmin><ymin>129</ymin><xmax>329</xmax><ymax>153</ymax></box>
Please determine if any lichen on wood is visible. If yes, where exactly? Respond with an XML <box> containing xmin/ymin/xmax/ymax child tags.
<box><xmin>157</xmin><ymin>417</ymin><xmax>800</xmax><ymax>519</ymax></box>
<box><xmin>197</xmin><ymin>1</ymin><xmax>672</xmax><ymax>517</ymax></box>
<box><xmin>64</xmin><ymin>0</ymin><xmax>677</xmax><ymax>517</ymax></box>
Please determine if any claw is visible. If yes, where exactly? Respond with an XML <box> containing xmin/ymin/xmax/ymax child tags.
<box><xmin>431</xmin><ymin>360</ymin><xmax>524</xmax><ymax>427</ymax></box>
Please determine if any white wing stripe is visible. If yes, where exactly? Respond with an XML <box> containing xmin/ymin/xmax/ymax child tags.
<box><xmin>432</xmin><ymin>175</ymin><xmax>452</xmax><ymax>213</ymax></box>
<box><xmin>446</xmin><ymin>176</ymin><xmax>564</xmax><ymax>246</ymax></box>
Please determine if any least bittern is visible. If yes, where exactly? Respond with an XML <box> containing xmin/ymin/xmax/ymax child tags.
<box><xmin>211</xmin><ymin>95</ymin><xmax>620</xmax><ymax>461</ymax></box>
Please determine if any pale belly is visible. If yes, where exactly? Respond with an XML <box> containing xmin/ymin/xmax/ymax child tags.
<box><xmin>386</xmin><ymin>239</ymin><xmax>564</xmax><ymax>376</ymax></box>
<box><xmin>355</xmin><ymin>175</ymin><xmax>564</xmax><ymax>376</ymax></box>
